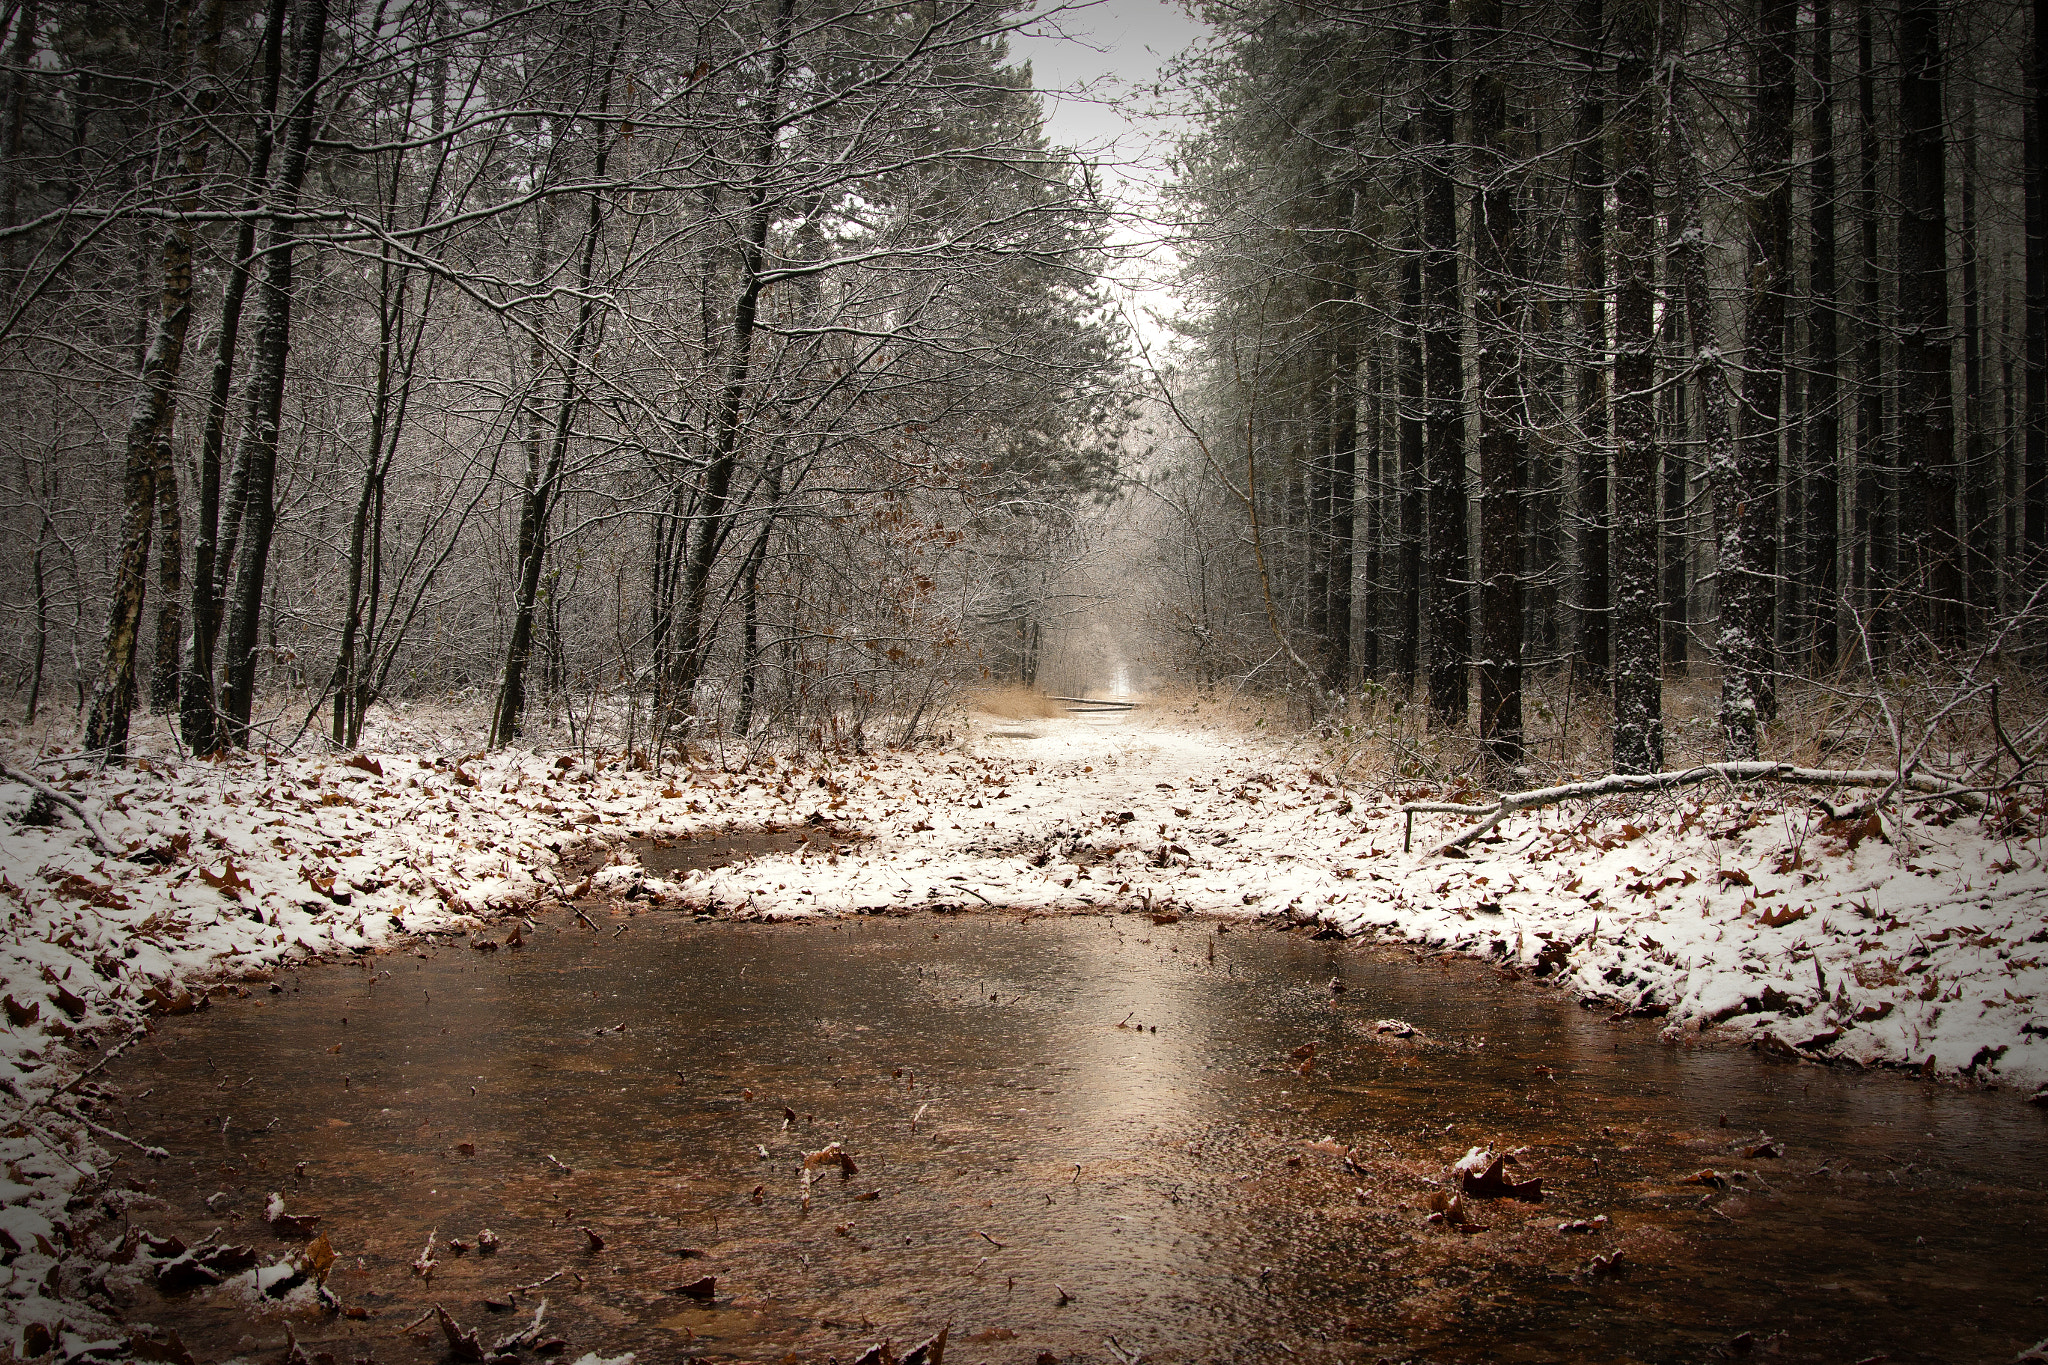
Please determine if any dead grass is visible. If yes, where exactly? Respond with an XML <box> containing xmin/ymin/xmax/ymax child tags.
<box><xmin>960</xmin><ymin>685</ymin><xmax>1063</xmax><ymax>721</ymax></box>
<box><xmin>1314</xmin><ymin>655</ymin><xmax>2048</xmax><ymax>809</ymax></box>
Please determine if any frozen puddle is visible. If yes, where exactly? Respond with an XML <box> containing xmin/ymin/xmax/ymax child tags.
<box><xmin>102</xmin><ymin>914</ymin><xmax>2045</xmax><ymax>1363</ymax></box>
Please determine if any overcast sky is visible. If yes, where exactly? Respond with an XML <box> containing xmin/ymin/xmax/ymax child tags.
<box><xmin>1003</xmin><ymin>0</ymin><xmax>1211</xmax><ymax>344</ymax></box>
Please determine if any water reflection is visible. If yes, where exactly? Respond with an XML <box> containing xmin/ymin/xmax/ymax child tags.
<box><xmin>105</xmin><ymin>914</ymin><xmax>2046</xmax><ymax>1364</ymax></box>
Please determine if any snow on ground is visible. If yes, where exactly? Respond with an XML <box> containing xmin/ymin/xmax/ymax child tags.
<box><xmin>0</xmin><ymin>699</ymin><xmax>2044</xmax><ymax>1349</ymax></box>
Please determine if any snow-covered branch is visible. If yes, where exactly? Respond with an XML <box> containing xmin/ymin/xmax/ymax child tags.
<box><xmin>1401</xmin><ymin>761</ymin><xmax>1984</xmax><ymax>856</ymax></box>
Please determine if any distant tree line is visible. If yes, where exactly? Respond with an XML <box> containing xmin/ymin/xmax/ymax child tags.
<box><xmin>1152</xmin><ymin>0</ymin><xmax>2047</xmax><ymax>772</ymax></box>
<box><xmin>0</xmin><ymin>0</ymin><xmax>1127</xmax><ymax>760</ymax></box>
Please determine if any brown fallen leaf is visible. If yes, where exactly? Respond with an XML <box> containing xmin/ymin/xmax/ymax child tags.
<box><xmin>1742</xmin><ymin>1140</ymin><xmax>1784</xmax><ymax>1160</ymax></box>
<box><xmin>673</xmin><ymin>1275</ymin><xmax>716</xmax><ymax>1300</ymax></box>
<box><xmin>1457</xmin><ymin>1152</ymin><xmax>1543</xmax><ymax>1203</ymax></box>
<box><xmin>1581</xmin><ymin>1249</ymin><xmax>1626</xmax><ymax>1279</ymax></box>
<box><xmin>48</xmin><ymin>982</ymin><xmax>84</xmax><ymax>1020</ymax></box>
<box><xmin>155</xmin><ymin>1243</ymin><xmax>258</xmax><ymax>1292</ymax></box>
<box><xmin>1289</xmin><ymin>1042</ymin><xmax>1317</xmax><ymax>1061</ymax></box>
<box><xmin>436</xmin><ymin>1304</ymin><xmax>484</xmax><ymax>1361</ymax></box>
<box><xmin>580</xmin><ymin>1226</ymin><xmax>604</xmax><ymax>1252</ymax></box>
<box><xmin>1684</xmin><ymin>1169</ymin><xmax>1729</xmax><ymax>1190</ymax></box>
<box><xmin>198</xmin><ymin>858</ymin><xmax>253</xmax><ymax>900</ymax></box>
<box><xmin>3</xmin><ymin>995</ymin><xmax>38</xmax><ymax>1028</ymax></box>
<box><xmin>299</xmin><ymin>1233</ymin><xmax>336</xmax><ymax>1283</ymax></box>
<box><xmin>803</xmin><ymin>1142</ymin><xmax>858</xmax><ymax>1176</ymax></box>
<box><xmin>1426</xmin><ymin>1189</ymin><xmax>1483</xmax><ymax>1232</ymax></box>
<box><xmin>345</xmin><ymin>753</ymin><xmax>384</xmax><ymax>778</ymax></box>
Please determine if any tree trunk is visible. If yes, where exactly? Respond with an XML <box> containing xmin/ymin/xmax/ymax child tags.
<box><xmin>1421</xmin><ymin>0</ymin><xmax>1468</xmax><ymax>729</ymax></box>
<box><xmin>1854</xmin><ymin>0</ymin><xmax>1890</xmax><ymax>648</ymax></box>
<box><xmin>179</xmin><ymin>0</ymin><xmax>286</xmax><ymax>754</ymax></box>
<box><xmin>1396</xmin><ymin>239</ymin><xmax>1425</xmax><ymax>692</ymax></box>
<box><xmin>1669</xmin><ymin>18</ymin><xmax>1737</xmax><ymax>704</ymax></box>
<box><xmin>1960</xmin><ymin>91</ymin><xmax>1992</xmax><ymax>624</ymax></box>
<box><xmin>1</xmin><ymin>0</ymin><xmax>37</xmax><ymax>276</ymax></box>
<box><xmin>218</xmin><ymin>0</ymin><xmax>328</xmax><ymax>745</ymax></box>
<box><xmin>1571</xmin><ymin>0</ymin><xmax>1609</xmax><ymax>693</ymax></box>
<box><xmin>733</xmin><ymin>456</ymin><xmax>784</xmax><ymax>738</ymax></box>
<box><xmin>1610</xmin><ymin>0</ymin><xmax>1662</xmax><ymax>774</ymax></box>
<box><xmin>1717</xmin><ymin>0</ymin><xmax>1795</xmax><ymax>759</ymax></box>
<box><xmin>1808</xmin><ymin>0</ymin><xmax>1841</xmax><ymax>668</ymax></box>
<box><xmin>490</xmin><ymin>50</ymin><xmax>624</xmax><ymax>748</ymax></box>
<box><xmin>1472</xmin><ymin>0</ymin><xmax>1523</xmax><ymax>771</ymax></box>
<box><xmin>148</xmin><ymin>430</ymin><xmax>183</xmax><ymax>712</ymax></box>
<box><xmin>1324</xmin><ymin>269</ymin><xmax>1358</xmax><ymax>695</ymax></box>
<box><xmin>668</xmin><ymin>0</ymin><xmax>798</xmax><ymax>710</ymax></box>
<box><xmin>83</xmin><ymin>0</ymin><xmax>216</xmax><ymax>758</ymax></box>
<box><xmin>2029</xmin><ymin>0</ymin><xmax>2047</xmax><ymax>553</ymax></box>
<box><xmin>1894</xmin><ymin>0</ymin><xmax>1958</xmax><ymax>640</ymax></box>
<box><xmin>21</xmin><ymin>454</ymin><xmax>49</xmax><ymax>723</ymax></box>
<box><xmin>1362</xmin><ymin>354</ymin><xmax>1383</xmax><ymax>680</ymax></box>
<box><xmin>1660</xmin><ymin>308</ymin><xmax>1689</xmax><ymax>674</ymax></box>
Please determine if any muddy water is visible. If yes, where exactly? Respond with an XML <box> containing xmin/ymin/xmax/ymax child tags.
<box><xmin>102</xmin><ymin>914</ymin><xmax>2045</xmax><ymax>1365</ymax></box>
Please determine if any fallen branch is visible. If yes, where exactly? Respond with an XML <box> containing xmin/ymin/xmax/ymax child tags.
<box><xmin>1401</xmin><ymin>762</ymin><xmax>1982</xmax><ymax>857</ymax></box>
<box><xmin>0</xmin><ymin>760</ymin><xmax>115</xmax><ymax>855</ymax></box>
<box><xmin>47</xmin><ymin>1102</ymin><xmax>168</xmax><ymax>1160</ymax></box>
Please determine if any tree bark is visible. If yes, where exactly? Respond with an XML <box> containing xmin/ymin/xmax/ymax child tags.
<box><xmin>2029</xmin><ymin>0</ymin><xmax>2048</xmax><ymax>554</ymax></box>
<box><xmin>1853</xmin><ymin>0</ymin><xmax>1890</xmax><ymax>648</ymax></box>
<box><xmin>1894</xmin><ymin>0</ymin><xmax>1958</xmax><ymax>639</ymax></box>
<box><xmin>1571</xmin><ymin>0</ymin><xmax>1610</xmax><ymax>693</ymax></box>
<box><xmin>1396</xmin><ymin>236</ymin><xmax>1425</xmax><ymax>692</ymax></box>
<box><xmin>218</xmin><ymin>0</ymin><xmax>328</xmax><ymax>745</ymax></box>
<box><xmin>148</xmin><ymin>429</ymin><xmax>183</xmax><ymax>713</ymax></box>
<box><xmin>1324</xmin><ymin>264</ymin><xmax>1358</xmax><ymax>695</ymax></box>
<box><xmin>668</xmin><ymin>0</ymin><xmax>798</xmax><ymax>711</ymax></box>
<box><xmin>82</xmin><ymin>0</ymin><xmax>217</xmax><ymax>758</ymax></box>
<box><xmin>179</xmin><ymin>0</ymin><xmax>286</xmax><ymax>754</ymax></box>
<box><xmin>1960</xmin><ymin>91</ymin><xmax>1992</xmax><ymax>623</ymax></box>
<box><xmin>1</xmin><ymin>0</ymin><xmax>37</xmax><ymax>276</ymax></box>
<box><xmin>1471</xmin><ymin>0</ymin><xmax>1523</xmax><ymax>771</ymax></box>
<box><xmin>1610</xmin><ymin>0</ymin><xmax>1662</xmax><ymax>774</ymax></box>
<box><xmin>490</xmin><ymin>34</ymin><xmax>626</xmax><ymax>749</ymax></box>
<box><xmin>1421</xmin><ymin>0</ymin><xmax>1468</xmax><ymax>729</ymax></box>
<box><xmin>1717</xmin><ymin>0</ymin><xmax>1796</xmax><ymax>759</ymax></box>
<box><xmin>1808</xmin><ymin>0</ymin><xmax>1841</xmax><ymax>668</ymax></box>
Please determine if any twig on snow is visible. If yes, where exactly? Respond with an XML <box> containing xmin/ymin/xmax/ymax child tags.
<box><xmin>0</xmin><ymin>760</ymin><xmax>115</xmax><ymax>854</ymax></box>
<box><xmin>1401</xmin><ymin>762</ymin><xmax>1983</xmax><ymax>857</ymax></box>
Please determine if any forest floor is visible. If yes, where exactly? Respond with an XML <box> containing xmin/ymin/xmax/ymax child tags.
<box><xmin>0</xmin><ymin>695</ymin><xmax>2045</xmax><ymax>1354</ymax></box>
